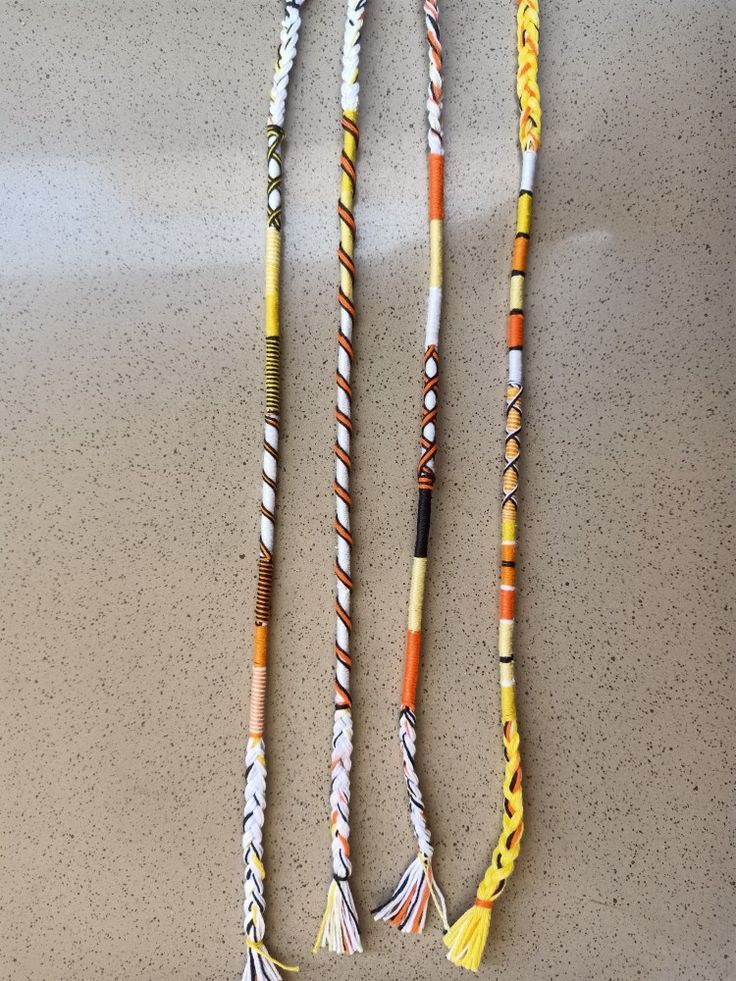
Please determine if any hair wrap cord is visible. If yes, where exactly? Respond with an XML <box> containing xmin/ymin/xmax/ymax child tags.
<box><xmin>241</xmin><ymin>3</ymin><xmax>308</xmax><ymax>979</ymax></box>
<box><xmin>443</xmin><ymin>0</ymin><xmax>541</xmax><ymax>971</ymax></box>
<box><xmin>372</xmin><ymin>0</ymin><xmax>448</xmax><ymax>937</ymax></box>
<box><xmin>313</xmin><ymin>0</ymin><xmax>367</xmax><ymax>958</ymax></box>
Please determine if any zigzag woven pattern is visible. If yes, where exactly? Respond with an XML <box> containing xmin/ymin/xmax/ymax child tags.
<box><xmin>314</xmin><ymin>0</ymin><xmax>367</xmax><ymax>957</ymax></box>
<box><xmin>373</xmin><ymin>0</ymin><xmax>448</xmax><ymax>937</ymax></box>
<box><xmin>444</xmin><ymin>0</ymin><xmax>541</xmax><ymax>971</ymax></box>
<box><xmin>241</xmin><ymin>3</ymin><xmax>307</xmax><ymax>979</ymax></box>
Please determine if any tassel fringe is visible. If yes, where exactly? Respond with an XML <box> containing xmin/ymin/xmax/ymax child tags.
<box><xmin>372</xmin><ymin>853</ymin><xmax>447</xmax><ymax>935</ymax></box>
<box><xmin>313</xmin><ymin>877</ymin><xmax>362</xmax><ymax>955</ymax></box>
<box><xmin>443</xmin><ymin>901</ymin><xmax>492</xmax><ymax>972</ymax></box>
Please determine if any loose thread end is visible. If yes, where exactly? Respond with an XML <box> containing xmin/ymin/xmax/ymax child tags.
<box><xmin>443</xmin><ymin>900</ymin><xmax>493</xmax><ymax>972</ymax></box>
<box><xmin>372</xmin><ymin>853</ymin><xmax>446</xmax><ymax>935</ymax></box>
<box><xmin>313</xmin><ymin>877</ymin><xmax>362</xmax><ymax>955</ymax></box>
<box><xmin>243</xmin><ymin>938</ymin><xmax>299</xmax><ymax>981</ymax></box>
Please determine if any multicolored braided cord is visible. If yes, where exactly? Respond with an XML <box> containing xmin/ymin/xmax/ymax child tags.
<box><xmin>313</xmin><ymin>0</ymin><xmax>367</xmax><ymax>958</ymax></box>
<box><xmin>443</xmin><ymin>0</ymin><xmax>541</xmax><ymax>971</ymax></box>
<box><xmin>373</xmin><ymin>0</ymin><xmax>449</xmax><ymax>937</ymax></box>
<box><xmin>241</xmin><ymin>3</ymin><xmax>307</xmax><ymax>979</ymax></box>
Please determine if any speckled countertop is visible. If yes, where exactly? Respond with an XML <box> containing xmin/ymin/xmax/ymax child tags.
<box><xmin>2</xmin><ymin>2</ymin><xmax>734</xmax><ymax>979</ymax></box>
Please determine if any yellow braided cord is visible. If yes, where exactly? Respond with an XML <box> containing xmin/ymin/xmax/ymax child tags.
<box><xmin>517</xmin><ymin>0</ymin><xmax>541</xmax><ymax>150</ymax></box>
<box><xmin>445</xmin><ymin>2</ymin><xmax>539</xmax><ymax>971</ymax></box>
<box><xmin>444</xmin><ymin>721</ymin><xmax>523</xmax><ymax>970</ymax></box>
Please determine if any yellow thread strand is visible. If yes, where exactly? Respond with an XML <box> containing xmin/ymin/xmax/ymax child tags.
<box><xmin>245</xmin><ymin>939</ymin><xmax>300</xmax><ymax>973</ymax></box>
<box><xmin>313</xmin><ymin>883</ymin><xmax>335</xmax><ymax>954</ymax></box>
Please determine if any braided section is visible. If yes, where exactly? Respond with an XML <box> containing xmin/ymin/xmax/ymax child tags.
<box><xmin>477</xmin><ymin>720</ymin><xmax>523</xmax><ymax>902</ymax></box>
<box><xmin>516</xmin><ymin>0</ymin><xmax>541</xmax><ymax>150</ymax></box>
<box><xmin>242</xmin><ymin>736</ymin><xmax>269</xmax><ymax>948</ymax></box>
<box><xmin>400</xmin><ymin>708</ymin><xmax>431</xmax><ymax>858</ymax></box>
<box><xmin>268</xmin><ymin>0</ymin><xmax>307</xmax><ymax>128</ymax></box>
<box><xmin>424</xmin><ymin>0</ymin><xmax>443</xmax><ymax>155</ymax></box>
<box><xmin>314</xmin><ymin>0</ymin><xmax>366</xmax><ymax>958</ymax></box>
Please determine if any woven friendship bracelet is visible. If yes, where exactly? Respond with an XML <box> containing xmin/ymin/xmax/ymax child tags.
<box><xmin>241</xmin><ymin>3</ymin><xmax>308</xmax><ymax>979</ymax></box>
<box><xmin>313</xmin><ymin>0</ymin><xmax>368</xmax><ymax>958</ymax></box>
<box><xmin>373</xmin><ymin>0</ymin><xmax>449</xmax><ymax>937</ymax></box>
<box><xmin>443</xmin><ymin>0</ymin><xmax>541</xmax><ymax>971</ymax></box>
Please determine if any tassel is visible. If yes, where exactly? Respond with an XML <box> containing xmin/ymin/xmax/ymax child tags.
<box><xmin>313</xmin><ymin>877</ymin><xmax>362</xmax><ymax>955</ymax></box>
<box><xmin>443</xmin><ymin>900</ymin><xmax>492</xmax><ymax>972</ymax></box>
<box><xmin>373</xmin><ymin>853</ymin><xmax>447</xmax><ymax>935</ymax></box>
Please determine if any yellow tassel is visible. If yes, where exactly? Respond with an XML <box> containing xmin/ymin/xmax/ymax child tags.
<box><xmin>444</xmin><ymin>902</ymin><xmax>491</xmax><ymax>972</ymax></box>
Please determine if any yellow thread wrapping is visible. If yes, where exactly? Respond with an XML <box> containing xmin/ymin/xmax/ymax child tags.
<box><xmin>509</xmin><ymin>274</ymin><xmax>524</xmax><ymax>311</ymax></box>
<box><xmin>516</xmin><ymin>194</ymin><xmax>532</xmax><ymax>237</ymax></box>
<box><xmin>501</xmin><ymin>517</ymin><xmax>516</xmax><ymax>543</ymax></box>
<box><xmin>265</xmin><ymin>227</ymin><xmax>281</xmax><ymax>338</ymax></box>
<box><xmin>430</xmin><ymin>219</ymin><xmax>443</xmax><ymax>288</ymax></box>
<box><xmin>498</xmin><ymin>620</ymin><xmax>513</xmax><ymax>658</ymax></box>
<box><xmin>501</xmin><ymin>686</ymin><xmax>516</xmax><ymax>722</ymax></box>
<box><xmin>407</xmin><ymin>557</ymin><xmax>428</xmax><ymax>632</ymax></box>
<box><xmin>265</xmin><ymin>294</ymin><xmax>279</xmax><ymax>336</ymax></box>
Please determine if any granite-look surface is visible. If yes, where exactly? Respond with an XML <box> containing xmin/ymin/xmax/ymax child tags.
<box><xmin>2</xmin><ymin>1</ymin><xmax>734</xmax><ymax>979</ymax></box>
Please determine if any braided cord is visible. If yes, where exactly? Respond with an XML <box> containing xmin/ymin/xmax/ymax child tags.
<box><xmin>314</xmin><ymin>0</ymin><xmax>367</xmax><ymax>957</ymax></box>
<box><xmin>242</xmin><ymin>4</ymin><xmax>307</xmax><ymax>979</ymax></box>
<box><xmin>444</xmin><ymin>1</ymin><xmax>540</xmax><ymax>970</ymax></box>
<box><xmin>373</xmin><ymin>0</ymin><xmax>448</xmax><ymax>937</ymax></box>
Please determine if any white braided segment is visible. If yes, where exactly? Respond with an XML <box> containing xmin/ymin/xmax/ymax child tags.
<box><xmin>242</xmin><ymin>737</ymin><xmax>268</xmax><ymax>944</ymax></box>
<box><xmin>424</xmin><ymin>0</ymin><xmax>443</xmax><ymax>155</ymax></box>
<box><xmin>269</xmin><ymin>0</ymin><xmax>307</xmax><ymax>128</ymax></box>
<box><xmin>330</xmin><ymin>710</ymin><xmax>354</xmax><ymax>877</ymax></box>
<box><xmin>341</xmin><ymin>0</ymin><xmax>367</xmax><ymax>112</ymax></box>
<box><xmin>400</xmin><ymin>707</ymin><xmax>432</xmax><ymax>858</ymax></box>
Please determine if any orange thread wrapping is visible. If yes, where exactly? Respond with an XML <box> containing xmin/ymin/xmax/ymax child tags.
<box><xmin>249</xmin><ymin>665</ymin><xmax>267</xmax><ymax>737</ymax></box>
<box><xmin>512</xmin><ymin>235</ymin><xmax>529</xmax><ymax>272</ymax></box>
<box><xmin>428</xmin><ymin>153</ymin><xmax>444</xmax><ymax>220</ymax></box>
<box><xmin>253</xmin><ymin>624</ymin><xmax>268</xmax><ymax>667</ymax></box>
<box><xmin>499</xmin><ymin>588</ymin><xmax>515</xmax><ymax>621</ymax></box>
<box><xmin>401</xmin><ymin>630</ymin><xmax>422</xmax><ymax>709</ymax></box>
<box><xmin>508</xmin><ymin>312</ymin><xmax>524</xmax><ymax>347</ymax></box>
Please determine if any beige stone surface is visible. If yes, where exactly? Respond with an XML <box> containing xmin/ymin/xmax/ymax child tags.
<box><xmin>2</xmin><ymin>1</ymin><xmax>735</xmax><ymax>979</ymax></box>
